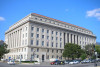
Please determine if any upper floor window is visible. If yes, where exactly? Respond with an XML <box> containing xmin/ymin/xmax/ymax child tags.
<box><xmin>37</xmin><ymin>48</ymin><xmax>39</xmax><ymax>52</ymax></box>
<box><xmin>47</xmin><ymin>42</ymin><xmax>49</xmax><ymax>46</ymax></box>
<box><xmin>31</xmin><ymin>40</ymin><xmax>33</xmax><ymax>45</ymax></box>
<box><xmin>42</xmin><ymin>35</ymin><xmax>44</xmax><ymax>39</ymax></box>
<box><xmin>60</xmin><ymin>43</ymin><xmax>62</xmax><ymax>48</ymax></box>
<box><xmin>40</xmin><ymin>19</ymin><xmax>42</xmax><ymax>21</ymax></box>
<box><xmin>47</xmin><ymin>36</ymin><xmax>49</xmax><ymax>39</ymax></box>
<box><xmin>31</xmin><ymin>48</ymin><xmax>33</xmax><ymax>52</ymax></box>
<box><xmin>56</xmin><ymin>37</ymin><xmax>58</xmax><ymax>40</ymax></box>
<box><xmin>42</xmin><ymin>41</ymin><xmax>44</xmax><ymax>46</ymax></box>
<box><xmin>56</xmin><ymin>43</ymin><xmax>58</xmax><ymax>47</ymax></box>
<box><xmin>52</xmin><ymin>50</ymin><xmax>54</xmax><ymax>53</ymax></box>
<box><xmin>52</xmin><ymin>42</ymin><xmax>53</xmax><ymax>47</ymax></box>
<box><xmin>52</xmin><ymin>37</ymin><xmax>53</xmax><ymax>40</ymax></box>
<box><xmin>47</xmin><ymin>30</ymin><xmax>49</xmax><ymax>33</ymax></box>
<box><xmin>37</xmin><ymin>34</ymin><xmax>39</xmax><ymax>38</ymax></box>
<box><xmin>37</xmin><ymin>28</ymin><xmax>39</xmax><ymax>32</ymax></box>
<box><xmin>26</xmin><ymin>27</ymin><xmax>27</xmax><ymax>31</ymax></box>
<box><xmin>36</xmin><ymin>40</ymin><xmax>39</xmax><ymax>45</ymax></box>
<box><xmin>35</xmin><ymin>18</ymin><xmax>37</xmax><ymax>20</ymax></box>
<box><xmin>52</xmin><ymin>31</ymin><xmax>53</xmax><ymax>34</ymax></box>
<box><xmin>47</xmin><ymin>49</ymin><xmax>49</xmax><ymax>52</ymax></box>
<box><xmin>31</xmin><ymin>27</ymin><xmax>34</xmax><ymax>31</ymax></box>
<box><xmin>31</xmin><ymin>33</ymin><xmax>34</xmax><ymax>37</ymax></box>
<box><xmin>60</xmin><ymin>33</ymin><xmax>62</xmax><ymax>36</ymax></box>
<box><xmin>60</xmin><ymin>38</ymin><xmax>62</xmax><ymax>41</ymax></box>
<box><xmin>56</xmin><ymin>32</ymin><xmax>58</xmax><ymax>35</ymax></box>
<box><xmin>42</xmin><ymin>29</ymin><xmax>44</xmax><ymax>33</ymax></box>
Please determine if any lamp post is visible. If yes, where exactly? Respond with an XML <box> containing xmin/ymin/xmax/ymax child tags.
<box><xmin>19</xmin><ymin>54</ymin><xmax>22</xmax><ymax>64</ymax></box>
<box><xmin>93</xmin><ymin>44</ymin><xmax>97</xmax><ymax>67</ymax></box>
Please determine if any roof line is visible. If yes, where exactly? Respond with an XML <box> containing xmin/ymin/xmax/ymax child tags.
<box><xmin>32</xmin><ymin>13</ymin><xmax>91</xmax><ymax>32</ymax></box>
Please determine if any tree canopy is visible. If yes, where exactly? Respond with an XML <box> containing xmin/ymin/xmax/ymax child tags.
<box><xmin>0</xmin><ymin>43</ymin><xmax>9</xmax><ymax>60</ymax></box>
<box><xmin>63</xmin><ymin>43</ymin><xmax>83</xmax><ymax>60</ymax></box>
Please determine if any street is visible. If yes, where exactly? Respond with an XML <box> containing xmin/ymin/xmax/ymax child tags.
<box><xmin>0</xmin><ymin>62</ymin><xmax>100</xmax><ymax>67</ymax></box>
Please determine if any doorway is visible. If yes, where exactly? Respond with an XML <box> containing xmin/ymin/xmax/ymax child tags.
<box><xmin>42</xmin><ymin>55</ymin><xmax>44</xmax><ymax>62</ymax></box>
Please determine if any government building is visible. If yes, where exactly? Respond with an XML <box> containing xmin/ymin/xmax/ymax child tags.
<box><xmin>4</xmin><ymin>13</ymin><xmax>96</xmax><ymax>62</ymax></box>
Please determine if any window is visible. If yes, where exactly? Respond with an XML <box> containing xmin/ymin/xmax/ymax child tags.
<box><xmin>47</xmin><ymin>30</ymin><xmax>49</xmax><ymax>33</ymax></box>
<box><xmin>47</xmin><ymin>49</ymin><xmax>49</xmax><ymax>52</ymax></box>
<box><xmin>60</xmin><ymin>33</ymin><xmax>62</xmax><ymax>36</ymax></box>
<box><xmin>52</xmin><ymin>31</ymin><xmax>53</xmax><ymax>34</ymax></box>
<box><xmin>40</xmin><ymin>19</ymin><xmax>42</xmax><ymax>21</ymax></box>
<box><xmin>35</xmin><ymin>18</ymin><xmax>37</xmax><ymax>20</ymax></box>
<box><xmin>22</xmin><ymin>40</ymin><xmax>24</xmax><ymax>45</ymax></box>
<box><xmin>31</xmin><ymin>27</ymin><xmax>34</xmax><ymax>31</ymax></box>
<box><xmin>25</xmin><ymin>48</ymin><xmax>26</xmax><ymax>52</ymax></box>
<box><xmin>60</xmin><ymin>43</ymin><xmax>62</xmax><ymax>48</ymax></box>
<box><xmin>52</xmin><ymin>37</ymin><xmax>53</xmax><ymax>40</ymax></box>
<box><xmin>47</xmin><ymin>42</ymin><xmax>49</xmax><ymax>46</ymax></box>
<box><xmin>52</xmin><ymin>42</ymin><xmax>53</xmax><ymax>47</ymax></box>
<box><xmin>42</xmin><ymin>35</ymin><xmax>44</xmax><ymax>39</ymax></box>
<box><xmin>37</xmin><ymin>34</ymin><xmax>39</xmax><ymax>38</ymax></box>
<box><xmin>26</xmin><ymin>27</ymin><xmax>27</xmax><ymax>31</ymax></box>
<box><xmin>52</xmin><ymin>50</ymin><xmax>54</xmax><ymax>53</ymax></box>
<box><xmin>56</xmin><ymin>43</ymin><xmax>58</xmax><ymax>47</ymax></box>
<box><xmin>52</xmin><ymin>55</ymin><xmax>54</xmax><ymax>58</ymax></box>
<box><xmin>37</xmin><ymin>48</ymin><xmax>39</xmax><ymax>52</ymax></box>
<box><xmin>25</xmin><ymin>39</ymin><xmax>27</xmax><ymax>45</ymax></box>
<box><xmin>31</xmin><ymin>48</ymin><xmax>33</xmax><ymax>52</ymax></box>
<box><xmin>42</xmin><ymin>29</ymin><xmax>44</xmax><ymax>33</ymax></box>
<box><xmin>61</xmin><ymin>50</ymin><xmax>62</xmax><ymax>53</ymax></box>
<box><xmin>23</xmin><ymin>34</ymin><xmax>24</xmax><ymax>38</ymax></box>
<box><xmin>56</xmin><ymin>37</ymin><xmax>58</xmax><ymax>40</ymax></box>
<box><xmin>56</xmin><ymin>32</ymin><xmax>58</xmax><ymax>35</ymax></box>
<box><xmin>42</xmin><ymin>41</ymin><xmax>44</xmax><ymax>46</ymax></box>
<box><xmin>60</xmin><ymin>38</ymin><xmax>62</xmax><ymax>41</ymax></box>
<box><xmin>47</xmin><ymin>55</ymin><xmax>49</xmax><ymax>59</ymax></box>
<box><xmin>47</xmin><ymin>36</ymin><xmax>49</xmax><ymax>39</ymax></box>
<box><xmin>31</xmin><ymin>33</ymin><xmax>34</xmax><ymax>37</ymax></box>
<box><xmin>37</xmin><ymin>55</ymin><xmax>39</xmax><ymax>58</ymax></box>
<box><xmin>56</xmin><ymin>50</ymin><xmax>58</xmax><ymax>53</ymax></box>
<box><xmin>56</xmin><ymin>55</ymin><xmax>58</xmax><ymax>58</ymax></box>
<box><xmin>37</xmin><ymin>28</ymin><xmax>39</xmax><ymax>32</ymax></box>
<box><xmin>26</xmin><ymin>33</ymin><xmax>27</xmax><ymax>37</ymax></box>
<box><xmin>31</xmin><ymin>40</ymin><xmax>33</xmax><ymax>45</ymax></box>
<box><xmin>36</xmin><ymin>40</ymin><xmax>39</xmax><ymax>45</ymax></box>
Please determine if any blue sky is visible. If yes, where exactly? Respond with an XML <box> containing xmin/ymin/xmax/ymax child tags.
<box><xmin>0</xmin><ymin>0</ymin><xmax>100</xmax><ymax>42</ymax></box>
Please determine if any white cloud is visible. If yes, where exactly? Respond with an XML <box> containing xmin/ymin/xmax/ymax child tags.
<box><xmin>0</xmin><ymin>17</ymin><xmax>5</xmax><ymax>21</ymax></box>
<box><xmin>86</xmin><ymin>8</ymin><xmax>100</xmax><ymax>21</ymax></box>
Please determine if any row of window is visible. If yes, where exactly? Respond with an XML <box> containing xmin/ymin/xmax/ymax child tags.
<box><xmin>31</xmin><ymin>40</ymin><xmax>62</xmax><ymax>48</ymax></box>
<box><xmin>31</xmin><ymin>27</ymin><xmax>62</xmax><ymax>36</ymax></box>
<box><xmin>34</xmin><ymin>17</ymin><xmax>91</xmax><ymax>34</ymax></box>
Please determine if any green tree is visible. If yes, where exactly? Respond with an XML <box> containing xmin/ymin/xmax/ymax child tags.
<box><xmin>63</xmin><ymin>43</ymin><xmax>83</xmax><ymax>60</ymax></box>
<box><xmin>0</xmin><ymin>43</ymin><xmax>9</xmax><ymax>60</ymax></box>
<box><xmin>95</xmin><ymin>45</ymin><xmax>100</xmax><ymax>58</ymax></box>
<box><xmin>84</xmin><ymin>44</ymin><xmax>94</xmax><ymax>58</ymax></box>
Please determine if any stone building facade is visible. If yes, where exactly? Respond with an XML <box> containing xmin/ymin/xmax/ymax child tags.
<box><xmin>5</xmin><ymin>13</ymin><xmax>96</xmax><ymax>62</ymax></box>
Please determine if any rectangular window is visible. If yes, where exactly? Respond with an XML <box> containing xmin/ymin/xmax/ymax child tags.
<box><xmin>37</xmin><ymin>48</ymin><xmax>39</xmax><ymax>52</ymax></box>
<box><xmin>31</xmin><ymin>48</ymin><xmax>33</xmax><ymax>52</ymax></box>
<box><xmin>52</xmin><ymin>31</ymin><xmax>53</xmax><ymax>34</ymax></box>
<box><xmin>47</xmin><ymin>36</ymin><xmax>49</xmax><ymax>39</ymax></box>
<box><xmin>47</xmin><ymin>42</ymin><xmax>49</xmax><ymax>46</ymax></box>
<box><xmin>52</xmin><ymin>37</ymin><xmax>53</xmax><ymax>40</ymax></box>
<box><xmin>56</xmin><ymin>32</ymin><xmax>58</xmax><ymax>35</ymax></box>
<box><xmin>52</xmin><ymin>50</ymin><xmax>54</xmax><ymax>53</ymax></box>
<box><xmin>56</xmin><ymin>43</ymin><xmax>58</xmax><ymax>47</ymax></box>
<box><xmin>67</xmin><ymin>33</ymin><xmax>69</xmax><ymax>43</ymax></box>
<box><xmin>42</xmin><ymin>41</ymin><xmax>44</xmax><ymax>46</ymax></box>
<box><xmin>26</xmin><ymin>33</ymin><xmax>27</xmax><ymax>37</ymax></box>
<box><xmin>31</xmin><ymin>33</ymin><xmax>34</xmax><ymax>37</ymax></box>
<box><xmin>36</xmin><ymin>40</ymin><xmax>39</xmax><ymax>45</ymax></box>
<box><xmin>47</xmin><ymin>49</ymin><xmax>49</xmax><ymax>52</ymax></box>
<box><xmin>23</xmin><ymin>34</ymin><xmax>24</xmax><ymax>38</ymax></box>
<box><xmin>37</xmin><ymin>55</ymin><xmax>39</xmax><ymax>58</ymax></box>
<box><xmin>42</xmin><ymin>35</ymin><xmax>44</xmax><ymax>39</ymax></box>
<box><xmin>31</xmin><ymin>27</ymin><xmax>34</xmax><ymax>31</ymax></box>
<box><xmin>56</xmin><ymin>37</ymin><xmax>58</xmax><ymax>40</ymax></box>
<box><xmin>56</xmin><ymin>50</ymin><xmax>58</xmax><ymax>53</ymax></box>
<box><xmin>60</xmin><ymin>33</ymin><xmax>62</xmax><ymax>36</ymax></box>
<box><xmin>31</xmin><ymin>40</ymin><xmax>33</xmax><ymax>45</ymax></box>
<box><xmin>42</xmin><ymin>29</ymin><xmax>44</xmax><ymax>33</ymax></box>
<box><xmin>52</xmin><ymin>42</ymin><xmax>53</xmax><ymax>47</ymax></box>
<box><xmin>60</xmin><ymin>43</ymin><xmax>62</xmax><ymax>48</ymax></box>
<box><xmin>37</xmin><ymin>28</ymin><xmax>39</xmax><ymax>32</ymax></box>
<box><xmin>26</xmin><ymin>27</ymin><xmax>27</xmax><ymax>31</ymax></box>
<box><xmin>37</xmin><ymin>34</ymin><xmax>39</xmax><ymax>38</ymax></box>
<box><xmin>25</xmin><ymin>39</ymin><xmax>27</xmax><ymax>45</ymax></box>
<box><xmin>60</xmin><ymin>38</ymin><xmax>62</xmax><ymax>41</ymax></box>
<box><xmin>47</xmin><ymin>30</ymin><xmax>49</xmax><ymax>33</ymax></box>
